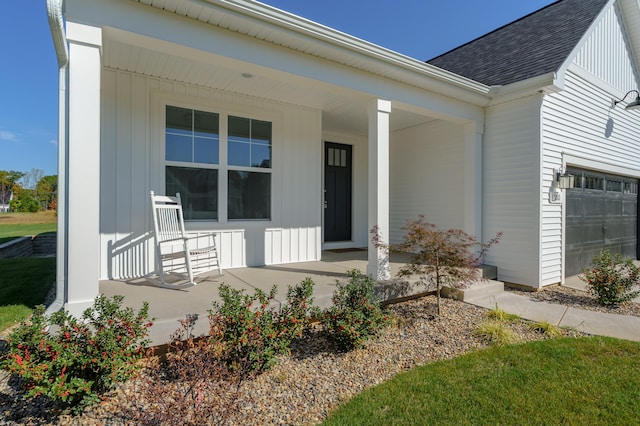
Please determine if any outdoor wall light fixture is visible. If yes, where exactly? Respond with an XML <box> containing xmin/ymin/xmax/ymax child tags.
<box><xmin>555</xmin><ymin>166</ymin><xmax>575</xmax><ymax>190</ymax></box>
<box><xmin>612</xmin><ymin>89</ymin><xmax>640</xmax><ymax>111</ymax></box>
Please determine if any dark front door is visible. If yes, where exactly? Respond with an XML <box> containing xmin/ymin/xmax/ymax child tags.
<box><xmin>324</xmin><ymin>142</ymin><xmax>352</xmax><ymax>242</ymax></box>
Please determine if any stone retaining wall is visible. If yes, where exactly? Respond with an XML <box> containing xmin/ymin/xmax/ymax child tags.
<box><xmin>0</xmin><ymin>234</ymin><xmax>56</xmax><ymax>259</ymax></box>
<box><xmin>33</xmin><ymin>234</ymin><xmax>57</xmax><ymax>256</ymax></box>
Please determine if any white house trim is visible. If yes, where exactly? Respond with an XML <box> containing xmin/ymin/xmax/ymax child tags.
<box><xmin>65</xmin><ymin>22</ymin><xmax>102</xmax><ymax>316</ymax></box>
<box><xmin>464</xmin><ymin>122</ymin><xmax>483</xmax><ymax>240</ymax></box>
<box><xmin>488</xmin><ymin>72</ymin><xmax>561</xmax><ymax>106</ymax></box>
<box><xmin>568</xmin><ymin>63</ymin><xmax>631</xmax><ymax>99</ymax></box>
<box><xmin>563</xmin><ymin>153</ymin><xmax>640</xmax><ymax>178</ymax></box>
<box><xmin>367</xmin><ymin>99</ymin><xmax>391</xmax><ymax>280</ymax></box>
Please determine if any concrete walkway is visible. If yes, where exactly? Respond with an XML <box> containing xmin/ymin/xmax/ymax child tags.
<box><xmin>465</xmin><ymin>288</ymin><xmax>640</xmax><ymax>342</ymax></box>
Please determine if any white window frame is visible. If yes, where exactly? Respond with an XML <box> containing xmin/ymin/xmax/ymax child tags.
<box><xmin>161</xmin><ymin>99</ymin><xmax>275</xmax><ymax>224</ymax></box>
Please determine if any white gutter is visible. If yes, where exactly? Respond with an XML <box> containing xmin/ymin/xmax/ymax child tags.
<box><xmin>46</xmin><ymin>0</ymin><xmax>68</xmax><ymax>315</ymax></box>
<box><xmin>487</xmin><ymin>72</ymin><xmax>562</xmax><ymax>106</ymax></box>
<box><xmin>47</xmin><ymin>0</ymin><xmax>68</xmax><ymax>67</ymax></box>
<box><xmin>244</xmin><ymin>0</ymin><xmax>488</xmax><ymax>92</ymax></box>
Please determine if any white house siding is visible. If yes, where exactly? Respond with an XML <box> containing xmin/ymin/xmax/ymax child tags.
<box><xmin>540</xmin><ymin>4</ymin><xmax>640</xmax><ymax>285</ymax></box>
<box><xmin>100</xmin><ymin>68</ymin><xmax>322</xmax><ymax>280</ymax></box>
<box><xmin>541</xmin><ymin>52</ymin><xmax>640</xmax><ymax>284</ymax></box>
<box><xmin>483</xmin><ymin>95</ymin><xmax>542</xmax><ymax>287</ymax></box>
<box><xmin>389</xmin><ymin>120</ymin><xmax>466</xmax><ymax>244</ymax></box>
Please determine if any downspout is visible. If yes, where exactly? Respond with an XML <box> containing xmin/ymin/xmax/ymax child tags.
<box><xmin>46</xmin><ymin>0</ymin><xmax>69</xmax><ymax>316</ymax></box>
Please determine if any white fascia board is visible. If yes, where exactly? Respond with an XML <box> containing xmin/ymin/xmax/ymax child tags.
<box><xmin>47</xmin><ymin>0</ymin><xmax>68</xmax><ymax>66</ymax></box>
<box><xmin>66</xmin><ymin>21</ymin><xmax>103</xmax><ymax>46</ymax></box>
<box><xmin>487</xmin><ymin>72</ymin><xmax>561</xmax><ymax>107</ymax></box>
<box><xmin>209</xmin><ymin>0</ymin><xmax>490</xmax><ymax>90</ymax></box>
<box><xmin>132</xmin><ymin>0</ymin><xmax>491</xmax><ymax>104</ymax></box>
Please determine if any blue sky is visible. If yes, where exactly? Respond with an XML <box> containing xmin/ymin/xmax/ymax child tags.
<box><xmin>0</xmin><ymin>0</ymin><xmax>555</xmax><ymax>177</ymax></box>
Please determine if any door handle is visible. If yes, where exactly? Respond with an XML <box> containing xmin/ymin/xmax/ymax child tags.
<box><xmin>324</xmin><ymin>201</ymin><xmax>328</xmax><ymax>209</ymax></box>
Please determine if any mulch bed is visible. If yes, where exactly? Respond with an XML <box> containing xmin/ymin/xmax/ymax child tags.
<box><xmin>1</xmin><ymin>293</ymin><xmax>591</xmax><ymax>426</ymax></box>
<box><xmin>506</xmin><ymin>285</ymin><xmax>640</xmax><ymax>317</ymax></box>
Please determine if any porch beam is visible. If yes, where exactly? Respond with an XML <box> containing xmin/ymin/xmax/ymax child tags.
<box><xmin>64</xmin><ymin>22</ymin><xmax>102</xmax><ymax>316</ymax></box>
<box><xmin>464</xmin><ymin>122</ymin><xmax>483</xmax><ymax>241</ymax></box>
<box><xmin>367</xmin><ymin>99</ymin><xmax>391</xmax><ymax>280</ymax></box>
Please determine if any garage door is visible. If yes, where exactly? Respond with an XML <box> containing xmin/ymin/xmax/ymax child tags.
<box><xmin>565</xmin><ymin>168</ymin><xmax>638</xmax><ymax>277</ymax></box>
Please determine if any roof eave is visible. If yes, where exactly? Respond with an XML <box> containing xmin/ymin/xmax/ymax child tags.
<box><xmin>488</xmin><ymin>72</ymin><xmax>562</xmax><ymax>105</ymax></box>
<box><xmin>136</xmin><ymin>0</ymin><xmax>491</xmax><ymax>104</ymax></box>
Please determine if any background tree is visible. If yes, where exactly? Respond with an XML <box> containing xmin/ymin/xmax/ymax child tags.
<box><xmin>373</xmin><ymin>216</ymin><xmax>502</xmax><ymax>315</ymax></box>
<box><xmin>36</xmin><ymin>175</ymin><xmax>58</xmax><ymax>210</ymax></box>
<box><xmin>20</xmin><ymin>168</ymin><xmax>44</xmax><ymax>190</ymax></box>
<box><xmin>10</xmin><ymin>187</ymin><xmax>41</xmax><ymax>212</ymax></box>
<box><xmin>0</xmin><ymin>170</ymin><xmax>25</xmax><ymax>205</ymax></box>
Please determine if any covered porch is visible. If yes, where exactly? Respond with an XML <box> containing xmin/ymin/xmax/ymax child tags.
<box><xmin>50</xmin><ymin>0</ymin><xmax>490</xmax><ymax>318</ymax></box>
<box><xmin>100</xmin><ymin>250</ymin><xmax>422</xmax><ymax>346</ymax></box>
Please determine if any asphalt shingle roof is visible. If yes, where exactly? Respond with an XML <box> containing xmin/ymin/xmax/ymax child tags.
<box><xmin>427</xmin><ymin>0</ymin><xmax>610</xmax><ymax>86</ymax></box>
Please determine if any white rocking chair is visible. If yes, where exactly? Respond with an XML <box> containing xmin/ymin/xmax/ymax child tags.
<box><xmin>150</xmin><ymin>191</ymin><xmax>222</xmax><ymax>285</ymax></box>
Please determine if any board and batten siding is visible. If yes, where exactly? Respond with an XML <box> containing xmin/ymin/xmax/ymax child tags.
<box><xmin>100</xmin><ymin>68</ymin><xmax>322</xmax><ymax>280</ymax></box>
<box><xmin>573</xmin><ymin>3</ymin><xmax>639</xmax><ymax>93</ymax></box>
<box><xmin>483</xmin><ymin>95</ymin><xmax>542</xmax><ymax>287</ymax></box>
<box><xmin>389</xmin><ymin>120</ymin><xmax>466</xmax><ymax>244</ymax></box>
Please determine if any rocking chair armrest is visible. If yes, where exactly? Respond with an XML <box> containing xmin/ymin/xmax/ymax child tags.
<box><xmin>157</xmin><ymin>236</ymin><xmax>189</xmax><ymax>245</ymax></box>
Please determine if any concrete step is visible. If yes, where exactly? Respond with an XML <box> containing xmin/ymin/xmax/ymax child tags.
<box><xmin>441</xmin><ymin>279</ymin><xmax>504</xmax><ymax>302</ymax></box>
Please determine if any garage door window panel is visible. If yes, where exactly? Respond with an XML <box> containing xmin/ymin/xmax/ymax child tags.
<box><xmin>565</xmin><ymin>167</ymin><xmax>638</xmax><ymax>277</ymax></box>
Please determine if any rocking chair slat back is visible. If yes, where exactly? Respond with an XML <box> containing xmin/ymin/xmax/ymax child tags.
<box><xmin>150</xmin><ymin>191</ymin><xmax>222</xmax><ymax>286</ymax></box>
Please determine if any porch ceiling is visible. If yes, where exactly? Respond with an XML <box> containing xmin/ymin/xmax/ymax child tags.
<box><xmin>103</xmin><ymin>36</ymin><xmax>438</xmax><ymax>135</ymax></box>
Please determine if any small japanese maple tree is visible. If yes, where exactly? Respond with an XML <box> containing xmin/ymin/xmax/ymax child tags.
<box><xmin>373</xmin><ymin>216</ymin><xmax>502</xmax><ymax>315</ymax></box>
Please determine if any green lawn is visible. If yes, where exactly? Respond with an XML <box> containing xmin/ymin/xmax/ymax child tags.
<box><xmin>323</xmin><ymin>337</ymin><xmax>640</xmax><ymax>425</ymax></box>
<box><xmin>0</xmin><ymin>224</ymin><xmax>57</xmax><ymax>245</ymax></box>
<box><xmin>0</xmin><ymin>257</ymin><xmax>56</xmax><ymax>331</ymax></box>
<box><xmin>0</xmin><ymin>211</ymin><xmax>57</xmax><ymax>245</ymax></box>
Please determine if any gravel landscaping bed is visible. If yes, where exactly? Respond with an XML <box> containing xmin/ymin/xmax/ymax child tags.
<box><xmin>507</xmin><ymin>285</ymin><xmax>640</xmax><ymax>317</ymax></box>
<box><xmin>0</xmin><ymin>295</ymin><xmax>584</xmax><ymax>426</ymax></box>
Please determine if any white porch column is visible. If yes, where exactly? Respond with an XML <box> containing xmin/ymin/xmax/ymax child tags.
<box><xmin>464</xmin><ymin>122</ymin><xmax>483</xmax><ymax>241</ymax></box>
<box><xmin>64</xmin><ymin>22</ymin><xmax>102</xmax><ymax>316</ymax></box>
<box><xmin>367</xmin><ymin>99</ymin><xmax>391</xmax><ymax>280</ymax></box>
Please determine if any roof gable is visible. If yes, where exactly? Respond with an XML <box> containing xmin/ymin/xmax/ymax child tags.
<box><xmin>427</xmin><ymin>0</ymin><xmax>610</xmax><ymax>86</ymax></box>
<box><xmin>572</xmin><ymin>3</ymin><xmax>640</xmax><ymax>91</ymax></box>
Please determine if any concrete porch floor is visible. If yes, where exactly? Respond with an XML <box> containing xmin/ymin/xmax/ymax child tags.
<box><xmin>100</xmin><ymin>250</ymin><xmax>421</xmax><ymax>345</ymax></box>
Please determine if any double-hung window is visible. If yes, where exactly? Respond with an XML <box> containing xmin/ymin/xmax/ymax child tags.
<box><xmin>164</xmin><ymin>106</ymin><xmax>272</xmax><ymax>221</ymax></box>
<box><xmin>227</xmin><ymin>116</ymin><xmax>272</xmax><ymax>220</ymax></box>
<box><xmin>165</xmin><ymin>106</ymin><xmax>219</xmax><ymax>221</ymax></box>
